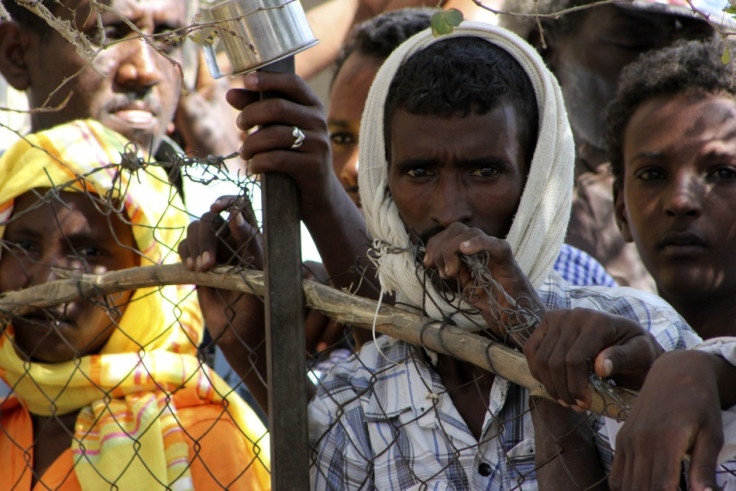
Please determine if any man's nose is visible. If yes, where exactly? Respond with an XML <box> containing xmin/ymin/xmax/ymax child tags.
<box><xmin>114</xmin><ymin>38</ymin><xmax>161</xmax><ymax>92</ymax></box>
<box><xmin>664</xmin><ymin>171</ymin><xmax>702</xmax><ymax>218</ymax></box>
<box><xmin>340</xmin><ymin>154</ymin><xmax>359</xmax><ymax>190</ymax></box>
<box><xmin>430</xmin><ymin>178</ymin><xmax>472</xmax><ymax>228</ymax></box>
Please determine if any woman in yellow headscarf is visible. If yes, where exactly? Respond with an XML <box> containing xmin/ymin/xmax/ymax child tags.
<box><xmin>0</xmin><ymin>120</ymin><xmax>270</xmax><ymax>490</ymax></box>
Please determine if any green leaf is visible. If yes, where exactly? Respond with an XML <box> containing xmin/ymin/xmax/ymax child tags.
<box><xmin>430</xmin><ymin>9</ymin><xmax>464</xmax><ymax>37</ymax></box>
<box><xmin>723</xmin><ymin>46</ymin><xmax>731</xmax><ymax>65</ymax></box>
<box><xmin>430</xmin><ymin>14</ymin><xmax>451</xmax><ymax>36</ymax></box>
<box><xmin>724</xmin><ymin>5</ymin><xmax>736</xmax><ymax>14</ymax></box>
<box><xmin>445</xmin><ymin>8</ymin><xmax>464</xmax><ymax>26</ymax></box>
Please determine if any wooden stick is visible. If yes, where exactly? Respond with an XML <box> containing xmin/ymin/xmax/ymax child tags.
<box><xmin>0</xmin><ymin>262</ymin><xmax>635</xmax><ymax>420</ymax></box>
<box><xmin>260</xmin><ymin>51</ymin><xmax>309</xmax><ymax>491</ymax></box>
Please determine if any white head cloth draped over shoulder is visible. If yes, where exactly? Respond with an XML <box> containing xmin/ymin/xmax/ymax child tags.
<box><xmin>358</xmin><ymin>22</ymin><xmax>574</xmax><ymax>329</ymax></box>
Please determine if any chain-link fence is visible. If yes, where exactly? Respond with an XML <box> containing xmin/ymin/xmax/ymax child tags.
<box><xmin>0</xmin><ymin>124</ymin><xmax>639</xmax><ymax>489</ymax></box>
<box><xmin>0</xmin><ymin>123</ymin><xmax>271</xmax><ymax>489</ymax></box>
<box><xmin>4</xmin><ymin>1</ymin><xmax>736</xmax><ymax>490</ymax></box>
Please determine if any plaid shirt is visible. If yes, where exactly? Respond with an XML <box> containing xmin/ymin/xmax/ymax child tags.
<box><xmin>692</xmin><ymin>338</ymin><xmax>736</xmax><ymax>489</ymax></box>
<box><xmin>554</xmin><ymin>244</ymin><xmax>617</xmax><ymax>287</ymax></box>
<box><xmin>308</xmin><ymin>273</ymin><xmax>700</xmax><ymax>490</ymax></box>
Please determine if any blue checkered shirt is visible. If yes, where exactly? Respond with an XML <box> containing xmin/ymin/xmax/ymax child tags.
<box><xmin>554</xmin><ymin>244</ymin><xmax>616</xmax><ymax>287</ymax></box>
<box><xmin>308</xmin><ymin>272</ymin><xmax>700</xmax><ymax>490</ymax></box>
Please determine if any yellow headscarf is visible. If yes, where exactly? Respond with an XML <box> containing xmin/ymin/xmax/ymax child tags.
<box><xmin>0</xmin><ymin>120</ymin><xmax>270</xmax><ymax>489</ymax></box>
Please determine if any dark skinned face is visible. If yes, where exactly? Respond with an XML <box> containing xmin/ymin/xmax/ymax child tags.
<box><xmin>0</xmin><ymin>191</ymin><xmax>138</xmax><ymax>362</ymax></box>
<box><xmin>616</xmin><ymin>92</ymin><xmax>736</xmax><ymax>309</ymax></box>
<box><xmin>23</xmin><ymin>0</ymin><xmax>186</xmax><ymax>153</ymax></box>
<box><xmin>328</xmin><ymin>53</ymin><xmax>384</xmax><ymax>209</ymax></box>
<box><xmin>387</xmin><ymin>102</ymin><xmax>528</xmax><ymax>246</ymax></box>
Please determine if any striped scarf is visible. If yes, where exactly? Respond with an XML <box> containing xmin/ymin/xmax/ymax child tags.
<box><xmin>0</xmin><ymin>120</ymin><xmax>270</xmax><ymax>489</ymax></box>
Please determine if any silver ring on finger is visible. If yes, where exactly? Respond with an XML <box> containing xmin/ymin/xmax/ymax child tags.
<box><xmin>291</xmin><ymin>126</ymin><xmax>305</xmax><ymax>149</ymax></box>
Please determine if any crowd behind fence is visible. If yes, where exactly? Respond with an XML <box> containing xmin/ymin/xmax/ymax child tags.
<box><xmin>3</xmin><ymin>0</ymin><xmax>736</xmax><ymax>489</ymax></box>
<box><xmin>0</xmin><ymin>151</ymin><xmax>638</xmax><ymax>489</ymax></box>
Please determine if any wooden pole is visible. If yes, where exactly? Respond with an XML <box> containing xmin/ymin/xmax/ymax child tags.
<box><xmin>0</xmin><ymin>263</ymin><xmax>637</xmax><ymax>422</ymax></box>
<box><xmin>260</xmin><ymin>56</ymin><xmax>310</xmax><ymax>488</ymax></box>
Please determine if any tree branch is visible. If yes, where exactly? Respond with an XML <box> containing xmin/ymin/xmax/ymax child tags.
<box><xmin>0</xmin><ymin>262</ymin><xmax>636</xmax><ymax>420</ymax></box>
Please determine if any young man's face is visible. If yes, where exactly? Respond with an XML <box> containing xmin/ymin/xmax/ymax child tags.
<box><xmin>0</xmin><ymin>191</ymin><xmax>139</xmax><ymax>363</ymax></box>
<box><xmin>328</xmin><ymin>53</ymin><xmax>383</xmax><ymax>210</ymax></box>
<box><xmin>387</xmin><ymin>101</ymin><xmax>528</xmax><ymax>244</ymax></box>
<box><xmin>615</xmin><ymin>92</ymin><xmax>736</xmax><ymax>305</ymax></box>
<box><xmin>21</xmin><ymin>0</ymin><xmax>187</xmax><ymax>153</ymax></box>
<box><xmin>548</xmin><ymin>5</ymin><xmax>713</xmax><ymax>153</ymax></box>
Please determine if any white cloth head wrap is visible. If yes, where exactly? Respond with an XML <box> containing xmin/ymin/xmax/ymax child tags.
<box><xmin>358</xmin><ymin>22</ymin><xmax>574</xmax><ymax>329</ymax></box>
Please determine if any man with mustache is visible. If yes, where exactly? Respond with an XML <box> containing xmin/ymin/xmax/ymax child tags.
<box><xmin>179</xmin><ymin>22</ymin><xmax>700</xmax><ymax>488</ymax></box>
<box><xmin>0</xmin><ymin>0</ymin><xmax>189</xmax><ymax>158</ymax></box>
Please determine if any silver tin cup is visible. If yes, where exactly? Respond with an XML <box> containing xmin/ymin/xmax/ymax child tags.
<box><xmin>200</xmin><ymin>0</ymin><xmax>318</xmax><ymax>78</ymax></box>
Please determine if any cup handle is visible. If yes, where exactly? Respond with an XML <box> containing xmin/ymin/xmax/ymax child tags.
<box><xmin>202</xmin><ymin>41</ymin><xmax>226</xmax><ymax>79</ymax></box>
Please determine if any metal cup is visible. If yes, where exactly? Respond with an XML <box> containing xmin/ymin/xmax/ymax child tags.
<box><xmin>199</xmin><ymin>0</ymin><xmax>318</xmax><ymax>78</ymax></box>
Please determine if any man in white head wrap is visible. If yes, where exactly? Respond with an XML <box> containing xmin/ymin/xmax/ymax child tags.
<box><xmin>308</xmin><ymin>22</ymin><xmax>699</xmax><ymax>489</ymax></box>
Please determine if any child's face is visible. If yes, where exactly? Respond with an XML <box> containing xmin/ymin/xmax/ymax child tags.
<box><xmin>328</xmin><ymin>53</ymin><xmax>383</xmax><ymax>210</ymax></box>
<box><xmin>615</xmin><ymin>91</ymin><xmax>736</xmax><ymax>305</ymax></box>
<box><xmin>0</xmin><ymin>190</ymin><xmax>139</xmax><ymax>362</ymax></box>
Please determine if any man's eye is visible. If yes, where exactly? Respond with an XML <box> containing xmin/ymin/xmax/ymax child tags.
<box><xmin>3</xmin><ymin>239</ymin><xmax>34</xmax><ymax>253</ymax></box>
<box><xmin>69</xmin><ymin>246</ymin><xmax>104</xmax><ymax>261</ymax></box>
<box><xmin>634</xmin><ymin>168</ymin><xmax>664</xmax><ymax>181</ymax></box>
<box><xmin>708</xmin><ymin>165</ymin><xmax>736</xmax><ymax>181</ymax></box>
<box><xmin>406</xmin><ymin>168</ymin><xmax>432</xmax><ymax>178</ymax></box>
<box><xmin>470</xmin><ymin>167</ymin><xmax>499</xmax><ymax>177</ymax></box>
<box><xmin>88</xmin><ymin>24</ymin><xmax>127</xmax><ymax>45</ymax></box>
<box><xmin>330</xmin><ymin>132</ymin><xmax>356</xmax><ymax>146</ymax></box>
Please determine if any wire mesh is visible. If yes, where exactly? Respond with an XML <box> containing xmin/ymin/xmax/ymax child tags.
<box><xmin>3</xmin><ymin>2</ymin><xmax>733</xmax><ymax>490</ymax></box>
<box><xmin>0</xmin><ymin>142</ymin><xmax>270</xmax><ymax>489</ymax></box>
<box><xmin>0</xmin><ymin>142</ymin><xmax>636</xmax><ymax>490</ymax></box>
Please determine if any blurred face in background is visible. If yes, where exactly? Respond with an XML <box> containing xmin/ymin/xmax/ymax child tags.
<box><xmin>328</xmin><ymin>53</ymin><xmax>384</xmax><ymax>209</ymax></box>
<box><xmin>20</xmin><ymin>0</ymin><xmax>187</xmax><ymax>153</ymax></box>
<box><xmin>547</xmin><ymin>5</ymin><xmax>713</xmax><ymax>154</ymax></box>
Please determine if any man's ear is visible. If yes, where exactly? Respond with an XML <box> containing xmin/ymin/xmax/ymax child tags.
<box><xmin>613</xmin><ymin>182</ymin><xmax>634</xmax><ymax>242</ymax></box>
<box><xmin>0</xmin><ymin>21</ymin><xmax>32</xmax><ymax>91</ymax></box>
